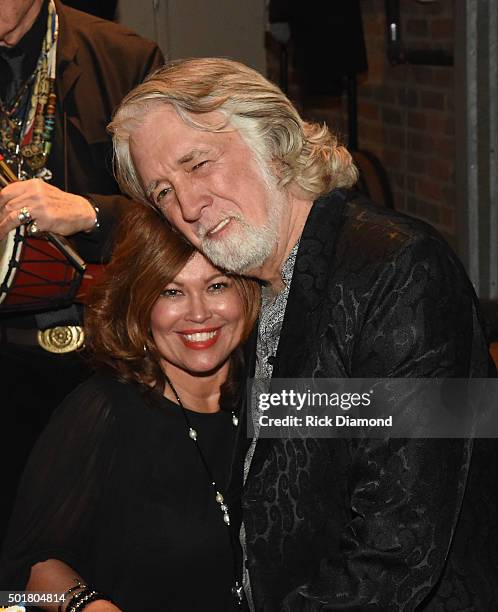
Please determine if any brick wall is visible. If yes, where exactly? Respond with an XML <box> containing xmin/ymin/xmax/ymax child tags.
<box><xmin>272</xmin><ymin>0</ymin><xmax>457</xmax><ymax>246</ymax></box>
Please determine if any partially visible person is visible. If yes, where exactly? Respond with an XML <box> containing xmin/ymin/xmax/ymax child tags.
<box><xmin>108</xmin><ymin>58</ymin><xmax>498</xmax><ymax>610</ymax></box>
<box><xmin>0</xmin><ymin>0</ymin><xmax>163</xmax><ymax>543</ymax></box>
<box><xmin>0</xmin><ymin>202</ymin><xmax>260</xmax><ymax>611</ymax></box>
<box><xmin>61</xmin><ymin>0</ymin><xmax>118</xmax><ymax>21</ymax></box>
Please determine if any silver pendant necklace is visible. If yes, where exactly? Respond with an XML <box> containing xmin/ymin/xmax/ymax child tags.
<box><xmin>164</xmin><ymin>375</ymin><xmax>244</xmax><ymax>606</ymax></box>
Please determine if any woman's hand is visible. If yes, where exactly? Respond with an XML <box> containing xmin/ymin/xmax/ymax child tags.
<box><xmin>27</xmin><ymin>559</ymin><xmax>121</xmax><ymax>612</ymax></box>
<box><xmin>84</xmin><ymin>601</ymin><xmax>122</xmax><ymax>611</ymax></box>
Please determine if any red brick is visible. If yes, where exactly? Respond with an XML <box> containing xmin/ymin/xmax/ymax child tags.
<box><xmin>440</xmin><ymin>206</ymin><xmax>455</xmax><ymax>229</ymax></box>
<box><xmin>426</xmin><ymin>112</ymin><xmax>449</xmax><ymax>134</ymax></box>
<box><xmin>382</xmin><ymin>106</ymin><xmax>403</xmax><ymax>126</ymax></box>
<box><xmin>407</xmin><ymin>111</ymin><xmax>427</xmax><ymax>130</ymax></box>
<box><xmin>391</xmin><ymin>65</ymin><xmax>409</xmax><ymax>82</ymax></box>
<box><xmin>442</xmin><ymin>185</ymin><xmax>456</xmax><ymax>206</ymax></box>
<box><xmin>406</xmin><ymin>19</ymin><xmax>429</xmax><ymax>37</ymax></box>
<box><xmin>420</xmin><ymin>90</ymin><xmax>446</xmax><ymax>111</ymax></box>
<box><xmin>387</xmin><ymin>127</ymin><xmax>406</xmax><ymax>148</ymax></box>
<box><xmin>406</xmin><ymin>175</ymin><xmax>417</xmax><ymax>194</ymax></box>
<box><xmin>368</xmin><ymin>59</ymin><xmax>387</xmax><ymax>84</ymax></box>
<box><xmin>371</xmin><ymin>85</ymin><xmax>397</xmax><ymax>104</ymax></box>
<box><xmin>406</xmin><ymin>155</ymin><xmax>426</xmax><ymax>174</ymax></box>
<box><xmin>298</xmin><ymin>1</ymin><xmax>457</xmax><ymax>245</ymax></box>
<box><xmin>364</xmin><ymin>19</ymin><xmax>384</xmax><ymax>38</ymax></box>
<box><xmin>444</xmin><ymin>116</ymin><xmax>455</xmax><ymax>136</ymax></box>
<box><xmin>358</xmin><ymin>84</ymin><xmax>374</xmax><ymax>97</ymax></box>
<box><xmin>394</xmin><ymin>191</ymin><xmax>405</xmax><ymax>210</ymax></box>
<box><xmin>433</xmin><ymin>137</ymin><xmax>455</xmax><ymax>160</ymax></box>
<box><xmin>360</xmin><ymin>121</ymin><xmax>385</xmax><ymax>146</ymax></box>
<box><xmin>432</xmin><ymin>68</ymin><xmax>452</xmax><ymax>89</ymax></box>
<box><xmin>392</xmin><ymin>172</ymin><xmax>406</xmax><ymax>190</ymax></box>
<box><xmin>411</xmin><ymin>66</ymin><xmax>434</xmax><ymax>85</ymax></box>
<box><xmin>431</xmin><ymin>19</ymin><xmax>453</xmax><ymax>39</ymax></box>
<box><xmin>361</xmin><ymin>0</ymin><xmax>376</xmax><ymax>16</ymax></box>
<box><xmin>407</xmin><ymin>0</ymin><xmax>445</xmax><ymax>16</ymax></box>
<box><xmin>358</xmin><ymin>100</ymin><xmax>380</xmax><ymax>120</ymax></box>
<box><xmin>417</xmin><ymin>179</ymin><xmax>443</xmax><ymax>202</ymax></box>
<box><xmin>407</xmin><ymin>196</ymin><xmax>419</xmax><ymax>214</ymax></box>
<box><xmin>408</xmin><ymin>132</ymin><xmax>435</xmax><ymax>153</ymax></box>
<box><xmin>398</xmin><ymin>87</ymin><xmax>418</xmax><ymax>107</ymax></box>
<box><xmin>424</xmin><ymin>202</ymin><xmax>441</xmax><ymax>224</ymax></box>
<box><xmin>384</xmin><ymin>148</ymin><xmax>404</xmax><ymax>170</ymax></box>
<box><xmin>429</xmin><ymin>158</ymin><xmax>453</xmax><ymax>182</ymax></box>
<box><xmin>416</xmin><ymin>199</ymin><xmax>428</xmax><ymax>218</ymax></box>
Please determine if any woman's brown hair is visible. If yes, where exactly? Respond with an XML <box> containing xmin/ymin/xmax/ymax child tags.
<box><xmin>85</xmin><ymin>202</ymin><xmax>260</xmax><ymax>395</ymax></box>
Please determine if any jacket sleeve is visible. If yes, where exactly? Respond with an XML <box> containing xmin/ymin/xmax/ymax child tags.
<box><xmin>283</xmin><ymin>233</ymin><xmax>491</xmax><ymax>610</ymax></box>
<box><xmin>0</xmin><ymin>379</ymin><xmax>118</xmax><ymax>591</ymax></box>
<box><xmin>65</xmin><ymin>37</ymin><xmax>165</xmax><ymax>263</ymax></box>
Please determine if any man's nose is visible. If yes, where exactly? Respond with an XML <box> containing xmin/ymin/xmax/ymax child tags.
<box><xmin>176</xmin><ymin>181</ymin><xmax>212</xmax><ymax>223</ymax></box>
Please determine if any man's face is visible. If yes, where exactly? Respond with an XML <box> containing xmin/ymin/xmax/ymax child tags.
<box><xmin>0</xmin><ymin>0</ymin><xmax>42</xmax><ymax>47</ymax></box>
<box><xmin>129</xmin><ymin>104</ymin><xmax>286</xmax><ymax>274</ymax></box>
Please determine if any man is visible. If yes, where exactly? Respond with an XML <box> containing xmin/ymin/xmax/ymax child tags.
<box><xmin>109</xmin><ymin>59</ymin><xmax>498</xmax><ymax>610</ymax></box>
<box><xmin>0</xmin><ymin>0</ymin><xmax>163</xmax><ymax>541</ymax></box>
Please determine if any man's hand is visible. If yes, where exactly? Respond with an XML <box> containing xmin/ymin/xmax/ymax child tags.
<box><xmin>0</xmin><ymin>179</ymin><xmax>96</xmax><ymax>239</ymax></box>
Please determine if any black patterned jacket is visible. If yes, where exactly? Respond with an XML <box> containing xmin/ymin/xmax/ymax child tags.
<box><xmin>229</xmin><ymin>190</ymin><xmax>498</xmax><ymax>611</ymax></box>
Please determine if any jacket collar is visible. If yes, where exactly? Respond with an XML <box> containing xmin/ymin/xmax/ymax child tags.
<box><xmin>54</xmin><ymin>0</ymin><xmax>81</xmax><ymax>103</ymax></box>
<box><xmin>241</xmin><ymin>189</ymin><xmax>349</xmax><ymax>482</ymax></box>
<box><xmin>272</xmin><ymin>189</ymin><xmax>348</xmax><ymax>378</ymax></box>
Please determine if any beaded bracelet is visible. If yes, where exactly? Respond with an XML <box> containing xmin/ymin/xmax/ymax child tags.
<box><xmin>58</xmin><ymin>580</ymin><xmax>87</xmax><ymax>612</ymax></box>
<box><xmin>66</xmin><ymin>586</ymin><xmax>112</xmax><ymax>612</ymax></box>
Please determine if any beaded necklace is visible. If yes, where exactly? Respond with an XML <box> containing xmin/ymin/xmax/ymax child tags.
<box><xmin>164</xmin><ymin>374</ymin><xmax>244</xmax><ymax>606</ymax></box>
<box><xmin>0</xmin><ymin>0</ymin><xmax>58</xmax><ymax>180</ymax></box>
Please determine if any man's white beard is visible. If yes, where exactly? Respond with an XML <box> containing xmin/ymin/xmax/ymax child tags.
<box><xmin>199</xmin><ymin>191</ymin><xmax>284</xmax><ymax>275</ymax></box>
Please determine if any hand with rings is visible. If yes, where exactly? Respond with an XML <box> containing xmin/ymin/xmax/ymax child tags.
<box><xmin>17</xmin><ymin>207</ymin><xmax>32</xmax><ymax>224</ymax></box>
<box><xmin>0</xmin><ymin>178</ymin><xmax>97</xmax><ymax>240</ymax></box>
<box><xmin>16</xmin><ymin>207</ymin><xmax>38</xmax><ymax>235</ymax></box>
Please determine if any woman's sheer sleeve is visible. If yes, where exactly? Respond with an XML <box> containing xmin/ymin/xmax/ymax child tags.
<box><xmin>0</xmin><ymin>377</ymin><xmax>118</xmax><ymax>590</ymax></box>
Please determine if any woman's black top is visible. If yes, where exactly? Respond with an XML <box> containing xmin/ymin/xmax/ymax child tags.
<box><xmin>0</xmin><ymin>374</ymin><xmax>238</xmax><ymax>611</ymax></box>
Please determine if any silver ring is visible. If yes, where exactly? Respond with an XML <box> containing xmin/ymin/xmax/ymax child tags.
<box><xmin>28</xmin><ymin>220</ymin><xmax>38</xmax><ymax>235</ymax></box>
<box><xmin>17</xmin><ymin>207</ymin><xmax>31</xmax><ymax>224</ymax></box>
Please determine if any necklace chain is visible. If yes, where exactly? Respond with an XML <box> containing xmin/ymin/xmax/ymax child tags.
<box><xmin>0</xmin><ymin>0</ymin><xmax>58</xmax><ymax>180</ymax></box>
<box><xmin>164</xmin><ymin>375</ymin><xmax>243</xmax><ymax>606</ymax></box>
<box><xmin>165</xmin><ymin>374</ymin><xmax>237</xmax><ymax>525</ymax></box>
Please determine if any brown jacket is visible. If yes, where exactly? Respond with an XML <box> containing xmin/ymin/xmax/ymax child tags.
<box><xmin>51</xmin><ymin>0</ymin><xmax>164</xmax><ymax>262</ymax></box>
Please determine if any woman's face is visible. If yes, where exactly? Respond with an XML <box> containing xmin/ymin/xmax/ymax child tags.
<box><xmin>150</xmin><ymin>252</ymin><xmax>246</xmax><ymax>378</ymax></box>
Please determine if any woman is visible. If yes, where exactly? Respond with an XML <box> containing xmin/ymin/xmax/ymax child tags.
<box><xmin>0</xmin><ymin>203</ymin><xmax>260</xmax><ymax>611</ymax></box>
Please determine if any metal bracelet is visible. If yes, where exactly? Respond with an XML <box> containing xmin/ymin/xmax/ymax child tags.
<box><xmin>58</xmin><ymin>580</ymin><xmax>87</xmax><ymax>612</ymax></box>
<box><xmin>84</xmin><ymin>195</ymin><xmax>100</xmax><ymax>232</ymax></box>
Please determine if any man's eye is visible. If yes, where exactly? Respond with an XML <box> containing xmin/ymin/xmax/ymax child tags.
<box><xmin>156</xmin><ymin>187</ymin><xmax>172</xmax><ymax>203</ymax></box>
<box><xmin>192</xmin><ymin>160</ymin><xmax>209</xmax><ymax>171</ymax></box>
<box><xmin>160</xmin><ymin>288</ymin><xmax>182</xmax><ymax>298</ymax></box>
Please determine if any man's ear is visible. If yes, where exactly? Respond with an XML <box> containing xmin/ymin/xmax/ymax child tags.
<box><xmin>270</xmin><ymin>157</ymin><xmax>286</xmax><ymax>181</ymax></box>
<box><xmin>270</xmin><ymin>158</ymin><xmax>308</xmax><ymax>199</ymax></box>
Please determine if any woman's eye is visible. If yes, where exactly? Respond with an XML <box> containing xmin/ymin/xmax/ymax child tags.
<box><xmin>208</xmin><ymin>282</ymin><xmax>229</xmax><ymax>293</ymax></box>
<box><xmin>161</xmin><ymin>288</ymin><xmax>182</xmax><ymax>298</ymax></box>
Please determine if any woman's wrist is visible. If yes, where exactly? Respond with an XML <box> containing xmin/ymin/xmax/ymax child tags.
<box><xmin>63</xmin><ymin>586</ymin><xmax>115</xmax><ymax>612</ymax></box>
<box><xmin>84</xmin><ymin>600</ymin><xmax>121</xmax><ymax>611</ymax></box>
